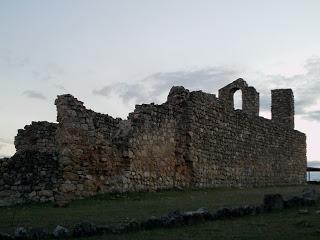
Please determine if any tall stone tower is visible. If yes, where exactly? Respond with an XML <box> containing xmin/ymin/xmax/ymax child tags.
<box><xmin>271</xmin><ymin>89</ymin><xmax>294</xmax><ymax>129</ymax></box>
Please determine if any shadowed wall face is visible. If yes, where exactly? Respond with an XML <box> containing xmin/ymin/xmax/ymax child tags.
<box><xmin>0</xmin><ymin>122</ymin><xmax>61</xmax><ymax>206</ymax></box>
<box><xmin>187</xmin><ymin>90</ymin><xmax>306</xmax><ymax>187</ymax></box>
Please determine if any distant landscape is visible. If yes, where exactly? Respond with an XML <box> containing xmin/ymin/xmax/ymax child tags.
<box><xmin>307</xmin><ymin>161</ymin><xmax>320</xmax><ymax>181</ymax></box>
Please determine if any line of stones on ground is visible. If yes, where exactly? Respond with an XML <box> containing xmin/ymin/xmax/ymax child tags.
<box><xmin>0</xmin><ymin>188</ymin><xmax>318</xmax><ymax>239</ymax></box>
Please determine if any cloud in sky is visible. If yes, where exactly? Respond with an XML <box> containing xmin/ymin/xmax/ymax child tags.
<box><xmin>0</xmin><ymin>138</ymin><xmax>13</xmax><ymax>145</ymax></box>
<box><xmin>0</xmin><ymin>49</ymin><xmax>29</xmax><ymax>69</ymax></box>
<box><xmin>54</xmin><ymin>84</ymin><xmax>67</xmax><ymax>91</ymax></box>
<box><xmin>0</xmin><ymin>139</ymin><xmax>14</xmax><ymax>158</ymax></box>
<box><xmin>93</xmin><ymin>67</ymin><xmax>239</xmax><ymax>104</ymax></box>
<box><xmin>93</xmin><ymin>57</ymin><xmax>320</xmax><ymax>121</ymax></box>
<box><xmin>32</xmin><ymin>64</ymin><xmax>65</xmax><ymax>82</ymax></box>
<box><xmin>256</xmin><ymin>57</ymin><xmax>320</xmax><ymax>117</ymax></box>
<box><xmin>22</xmin><ymin>90</ymin><xmax>46</xmax><ymax>100</ymax></box>
<box><xmin>302</xmin><ymin>111</ymin><xmax>320</xmax><ymax>122</ymax></box>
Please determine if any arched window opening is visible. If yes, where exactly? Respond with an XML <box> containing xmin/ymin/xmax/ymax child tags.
<box><xmin>233</xmin><ymin>89</ymin><xmax>242</xmax><ymax>110</ymax></box>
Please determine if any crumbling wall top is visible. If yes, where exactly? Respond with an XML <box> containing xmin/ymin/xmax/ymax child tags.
<box><xmin>14</xmin><ymin>121</ymin><xmax>57</xmax><ymax>154</ymax></box>
<box><xmin>166</xmin><ymin>86</ymin><xmax>190</xmax><ymax>105</ymax></box>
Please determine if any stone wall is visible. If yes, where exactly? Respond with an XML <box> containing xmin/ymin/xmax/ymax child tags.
<box><xmin>15</xmin><ymin>121</ymin><xmax>57</xmax><ymax>153</ymax></box>
<box><xmin>0</xmin><ymin>122</ymin><xmax>60</xmax><ymax>206</ymax></box>
<box><xmin>186</xmin><ymin>89</ymin><xmax>306</xmax><ymax>187</ymax></box>
<box><xmin>54</xmin><ymin>94</ymin><xmax>129</xmax><ymax>202</ymax></box>
<box><xmin>0</xmin><ymin>79</ymin><xmax>307</xmax><ymax>205</ymax></box>
<box><xmin>126</xmin><ymin>88</ymin><xmax>192</xmax><ymax>191</ymax></box>
<box><xmin>271</xmin><ymin>89</ymin><xmax>295</xmax><ymax>129</ymax></box>
<box><xmin>54</xmin><ymin>91</ymin><xmax>194</xmax><ymax>203</ymax></box>
<box><xmin>219</xmin><ymin>79</ymin><xmax>259</xmax><ymax>116</ymax></box>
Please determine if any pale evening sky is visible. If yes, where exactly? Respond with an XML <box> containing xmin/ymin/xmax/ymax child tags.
<box><xmin>0</xmin><ymin>0</ymin><xmax>320</xmax><ymax>163</ymax></box>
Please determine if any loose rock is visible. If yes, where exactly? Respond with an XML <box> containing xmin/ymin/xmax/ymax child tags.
<box><xmin>263</xmin><ymin>194</ymin><xmax>284</xmax><ymax>211</ymax></box>
<box><xmin>52</xmin><ymin>225</ymin><xmax>70</xmax><ymax>238</ymax></box>
<box><xmin>14</xmin><ymin>227</ymin><xmax>28</xmax><ymax>239</ymax></box>
<box><xmin>72</xmin><ymin>222</ymin><xmax>97</xmax><ymax>237</ymax></box>
<box><xmin>298</xmin><ymin>209</ymin><xmax>309</xmax><ymax>214</ymax></box>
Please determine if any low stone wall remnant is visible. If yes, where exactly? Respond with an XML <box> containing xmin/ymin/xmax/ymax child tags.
<box><xmin>1</xmin><ymin>188</ymin><xmax>318</xmax><ymax>239</ymax></box>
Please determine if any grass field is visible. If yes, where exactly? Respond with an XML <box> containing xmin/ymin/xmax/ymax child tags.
<box><xmin>0</xmin><ymin>185</ymin><xmax>320</xmax><ymax>239</ymax></box>
<box><xmin>88</xmin><ymin>207</ymin><xmax>320</xmax><ymax>240</ymax></box>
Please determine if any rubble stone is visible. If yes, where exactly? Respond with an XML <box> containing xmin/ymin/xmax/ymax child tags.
<box><xmin>263</xmin><ymin>194</ymin><xmax>284</xmax><ymax>211</ymax></box>
<box><xmin>52</xmin><ymin>225</ymin><xmax>71</xmax><ymax>238</ymax></box>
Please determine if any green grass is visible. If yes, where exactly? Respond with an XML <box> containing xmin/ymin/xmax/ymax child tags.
<box><xmin>0</xmin><ymin>185</ymin><xmax>319</xmax><ymax>239</ymax></box>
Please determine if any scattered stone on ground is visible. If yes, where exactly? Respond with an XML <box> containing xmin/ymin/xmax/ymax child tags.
<box><xmin>263</xmin><ymin>194</ymin><xmax>284</xmax><ymax>211</ymax></box>
<box><xmin>72</xmin><ymin>221</ymin><xmax>97</xmax><ymax>237</ymax></box>
<box><xmin>298</xmin><ymin>209</ymin><xmax>309</xmax><ymax>214</ymax></box>
<box><xmin>52</xmin><ymin>225</ymin><xmax>70</xmax><ymax>238</ymax></box>
<box><xmin>14</xmin><ymin>227</ymin><xmax>28</xmax><ymax>239</ymax></box>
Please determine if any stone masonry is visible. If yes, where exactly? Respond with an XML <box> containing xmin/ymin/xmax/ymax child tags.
<box><xmin>0</xmin><ymin>79</ymin><xmax>307</xmax><ymax>205</ymax></box>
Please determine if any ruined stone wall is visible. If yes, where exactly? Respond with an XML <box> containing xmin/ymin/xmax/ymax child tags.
<box><xmin>271</xmin><ymin>89</ymin><xmax>295</xmax><ymax>129</ymax></box>
<box><xmin>54</xmin><ymin>94</ymin><xmax>129</xmax><ymax>202</ymax></box>
<box><xmin>15</xmin><ymin>121</ymin><xmax>57</xmax><ymax>153</ymax></box>
<box><xmin>54</xmin><ymin>90</ymin><xmax>194</xmax><ymax>202</ymax></box>
<box><xmin>0</xmin><ymin>122</ymin><xmax>60</xmax><ymax>206</ymax></box>
<box><xmin>218</xmin><ymin>79</ymin><xmax>259</xmax><ymax>116</ymax></box>
<box><xmin>186</xmin><ymin>90</ymin><xmax>306</xmax><ymax>187</ymax></box>
<box><xmin>126</xmin><ymin>92</ymin><xmax>193</xmax><ymax>191</ymax></box>
<box><xmin>126</xmin><ymin>103</ymin><xmax>178</xmax><ymax>191</ymax></box>
<box><xmin>0</xmin><ymin>79</ymin><xmax>307</xmax><ymax>205</ymax></box>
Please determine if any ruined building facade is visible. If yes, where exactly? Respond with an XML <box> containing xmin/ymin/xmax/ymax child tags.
<box><xmin>0</xmin><ymin>79</ymin><xmax>306</xmax><ymax>205</ymax></box>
